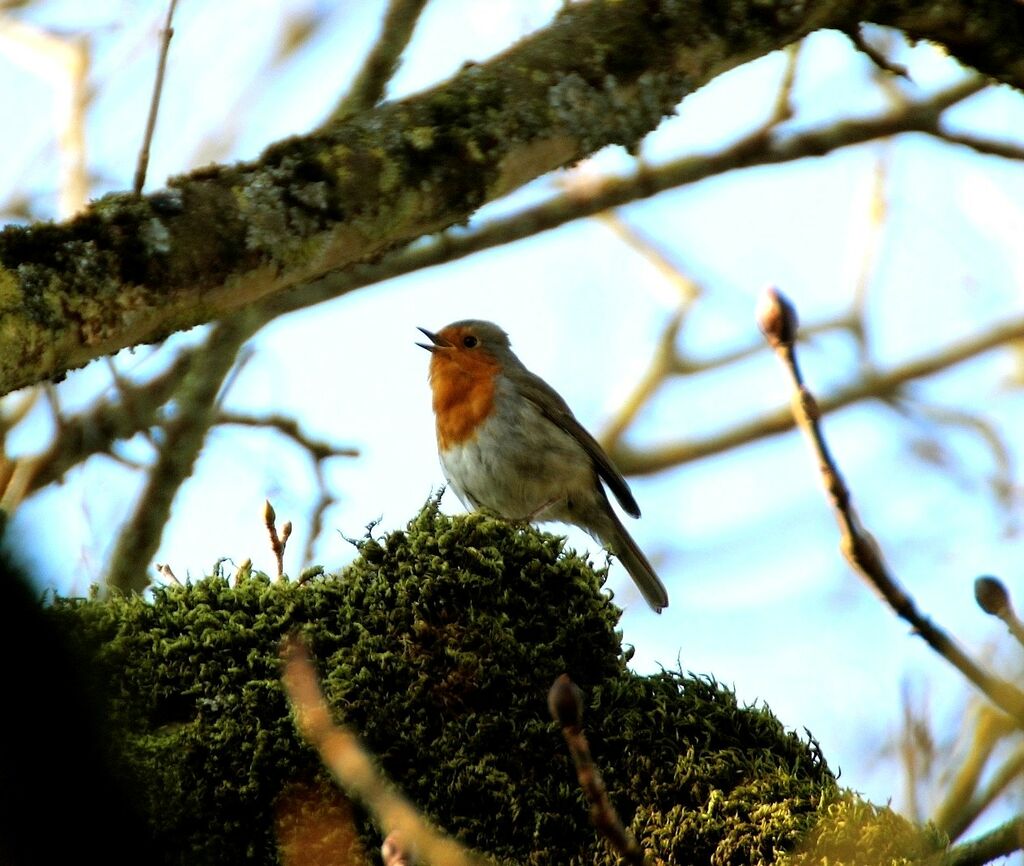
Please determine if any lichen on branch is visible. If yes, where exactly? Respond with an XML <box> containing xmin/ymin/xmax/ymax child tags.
<box><xmin>1</xmin><ymin>0</ymin><xmax>1022</xmax><ymax>397</ymax></box>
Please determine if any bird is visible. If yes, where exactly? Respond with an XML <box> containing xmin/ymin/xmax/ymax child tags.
<box><xmin>417</xmin><ymin>319</ymin><xmax>669</xmax><ymax>612</ymax></box>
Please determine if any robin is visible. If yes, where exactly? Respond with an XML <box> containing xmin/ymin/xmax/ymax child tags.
<box><xmin>417</xmin><ymin>319</ymin><xmax>669</xmax><ymax>612</ymax></box>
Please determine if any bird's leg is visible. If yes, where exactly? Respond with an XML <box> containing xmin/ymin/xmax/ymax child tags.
<box><xmin>519</xmin><ymin>494</ymin><xmax>565</xmax><ymax>523</ymax></box>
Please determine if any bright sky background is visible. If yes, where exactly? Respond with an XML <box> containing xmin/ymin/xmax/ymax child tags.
<box><xmin>4</xmin><ymin>0</ymin><xmax>1024</xmax><ymax>834</ymax></box>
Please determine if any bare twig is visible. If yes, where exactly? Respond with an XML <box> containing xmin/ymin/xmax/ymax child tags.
<box><xmin>105</xmin><ymin>316</ymin><xmax>252</xmax><ymax>593</ymax></box>
<box><xmin>105</xmin><ymin>356</ymin><xmax>157</xmax><ymax>448</ymax></box>
<box><xmin>848</xmin><ymin>25</ymin><xmax>910</xmax><ymax>79</ymax></box>
<box><xmin>264</xmin><ymin>499</ymin><xmax>290</xmax><ymax>580</ymax></box>
<box><xmin>933</xmin><ymin>706</ymin><xmax>1014</xmax><ymax>836</ymax></box>
<box><xmin>610</xmin><ymin>311</ymin><xmax>1024</xmax><ymax>475</ymax></box>
<box><xmin>548</xmin><ymin>675</ymin><xmax>647</xmax><ymax>866</ymax></box>
<box><xmin>596</xmin><ymin>213</ymin><xmax>702</xmax><ymax>307</ymax></box>
<box><xmin>842</xmin><ymin>152</ymin><xmax>888</xmax><ymax>365</ymax></box>
<box><xmin>937</xmin><ymin>131</ymin><xmax>1024</xmax><ymax>163</ymax></box>
<box><xmin>133</xmin><ymin>0</ymin><xmax>179</xmax><ymax>195</ymax></box>
<box><xmin>975</xmin><ymin>576</ymin><xmax>1024</xmax><ymax>648</ymax></box>
<box><xmin>758</xmin><ymin>287</ymin><xmax>1024</xmax><ymax>727</ymax></box>
<box><xmin>897</xmin><ymin>402</ymin><xmax>1018</xmax><ymax>516</ymax></box>
<box><xmin>592</xmin><ymin>213</ymin><xmax>702</xmax><ymax>445</ymax></box>
<box><xmin>0</xmin><ymin>18</ymin><xmax>90</xmax><ymax>217</ymax></box>
<box><xmin>281</xmin><ymin>636</ymin><xmax>494</xmax><ymax>866</ymax></box>
<box><xmin>600</xmin><ymin>308</ymin><xmax>687</xmax><ymax>448</ymax></box>
<box><xmin>217</xmin><ymin>412</ymin><xmax>358</xmax><ymax>462</ymax></box>
<box><xmin>770</xmin><ymin>41</ymin><xmax>801</xmax><ymax>122</ymax></box>
<box><xmin>219</xmin><ymin>412</ymin><xmax>356</xmax><ymax>567</ymax></box>
<box><xmin>892</xmin><ymin>679</ymin><xmax>933</xmax><ymax>823</ymax></box>
<box><xmin>327</xmin><ymin>0</ymin><xmax>429</xmax><ymax>123</ymax></box>
<box><xmin>947</xmin><ymin>743</ymin><xmax>1024</xmax><ymax>841</ymax></box>
<box><xmin>0</xmin><ymin>349</ymin><xmax>195</xmax><ymax>513</ymax></box>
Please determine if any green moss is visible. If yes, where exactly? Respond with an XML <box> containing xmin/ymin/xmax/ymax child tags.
<box><xmin>45</xmin><ymin>500</ymin><xmax>937</xmax><ymax>865</ymax></box>
<box><xmin>778</xmin><ymin>792</ymin><xmax>947</xmax><ymax>866</ymax></box>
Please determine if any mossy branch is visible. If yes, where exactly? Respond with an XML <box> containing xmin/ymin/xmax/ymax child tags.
<box><xmin>1</xmin><ymin>0</ymin><xmax>1021</xmax><ymax>397</ymax></box>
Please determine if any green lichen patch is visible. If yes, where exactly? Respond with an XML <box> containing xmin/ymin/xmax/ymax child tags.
<box><xmin>43</xmin><ymin>500</ymin><xmax>934</xmax><ymax>865</ymax></box>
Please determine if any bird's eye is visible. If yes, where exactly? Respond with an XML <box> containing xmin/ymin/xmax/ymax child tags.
<box><xmin>462</xmin><ymin>335</ymin><xmax>478</xmax><ymax>348</ymax></box>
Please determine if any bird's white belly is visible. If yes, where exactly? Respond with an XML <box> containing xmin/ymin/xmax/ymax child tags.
<box><xmin>439</xmin><ymin>401</ymin><xmax>596</xmax><ymax>522</ymax></box>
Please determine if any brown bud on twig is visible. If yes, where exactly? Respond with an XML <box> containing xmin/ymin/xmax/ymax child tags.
<box><xmin>264</xmin><ymin>499</ymin><xmax>277</xmax><ymax>527</ymax></box>
<box><xmin>756</xmin><ymin>286</ymin><xmax>799</xmax><ymax>349</ymax></box>
<box><xmin>548</xmin><ymin>674</ymin><xmax>584</xmax><ymax>728</ymax></box>
<box><xmin>975</xmin><ymin>576</ymin><xmax>1010</xmax><ymax>617</ymax></box>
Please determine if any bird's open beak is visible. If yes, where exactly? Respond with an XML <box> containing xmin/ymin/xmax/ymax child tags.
<box><xmin>416</xmin><ymin>327</ymin><xmax>453</xmax><ymax>353</ymax></box>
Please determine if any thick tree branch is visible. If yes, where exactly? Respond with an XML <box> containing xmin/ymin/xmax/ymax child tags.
<box><xmin>0</xmin><ymin>72</ymin><xmax>1001</xmax><ymax>517</ymax></box>
<box><xmin>0</xmin><ymin>0</ymin><xmax>1020</xmax><ymax>397</ymax></box>
<box><xmin>255</xmin><ymin>74</ymin><xmax>987</xmax><ymax>325</ymax></box>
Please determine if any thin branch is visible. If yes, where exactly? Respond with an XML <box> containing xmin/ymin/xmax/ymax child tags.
<box><xmin>600</xmin><ymin>309</ymin><xmax>686</xmax><ymax>448</ymax></box>
<box><xmin>933</xmin><ymin>707</ymin><xmax>1014</xmax><ymax>836</ymax></box>
<box><xmin>297</xmin><ymin>474</ymin><xmax>335</xmax><ymax>571</ymax></box>
<box><xmin>327</xmin><ymin>0</ymin><xmax>429</xmax><ymax>123</ymax></box>
<box><xmin>848</xmin><ymin>25</ymin><xmax>910</xmax><ymax>79</ymax></box>
<box><xmin>944</xmin><ymin>815</ymin><xmax>1024</xmax><ymax>866</ymax></box>
<box><xmin>217</xmin><ymin>411</ymin><xmax>358</xmax><ymax>462</ymax></box>
<box><xmin>105</xmin><ymin>315</ymin><xmax>253</xmax><ymax>593</ymax></box>
<box><xmin>281</xmin><ymin>636</ymin><xmax>495</xmax><ymax>866</ymax></box>
<box><xmin>596</xmin><ymin>212</ymin><xmax>702</xmax><ymax>307</ymax></box>
<box><xmin>263</xmin><ymin>499</ymin><xmax>290</xmax><ymax>580</ymax></box>
<box><xmin>896</xmin><ymin>400</ymin><xmax>1017</xmax><ymax>514</ymax></box>
<box><xmin>843</xmin><ymin>151</ymin><xmax>888</xmax><ymax>365</ymax></box>
<box><xmin>757</xmin><ymin>287</ymin><xmax>1024</xmax><ymax>727</ymax></box>
<box><xmin>24</xmin><ymin>352</ymin><xmax>190</xmax><ymax>487</ymax></box>
<box><xmin>217</xmin><ymin>411</ymin><xmax>358</xmax><ymax>568</ymax></box>
<box><xmin>0</xmin><ymin>17</ymin><xmax>91</xmax><ymax>217</ymax></box>
<box><xmin>770</xmin><ymin>41</ymin><xmax>801</xmax><ymax>123</ymax></box>
<box><xmin>947</xmin><ymin>744</ymin><xmax>1024</xmax><ymax>841</ymax></box>
<box><xmin>548</xmin><ymin>675</ymin><xmax>647</xmax><ymax>866</ymax></box>
<box><xmin>610</xmin><ymin>312</ymin><xmax>1024</xmax><ymax>476</ymax></box>
<box><xmin>133</xmin><ymin>0</ymin><xmax>179</xmax><ymax>195</ymax></box>
<box><xmin>937</xmin><ymin>131</ymin><xmax>1024</xmax><ymax>163</ymax></box>
<box><xmin>0</xmin><ymin>349</ymin><xmax>196</xmax><ymax>514</ymax></box>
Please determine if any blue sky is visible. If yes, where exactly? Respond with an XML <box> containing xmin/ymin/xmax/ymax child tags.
<box><xmin>4</xmin><ymin>0</ymin><xmax>1024</xmax><ymax>830</ymax></box>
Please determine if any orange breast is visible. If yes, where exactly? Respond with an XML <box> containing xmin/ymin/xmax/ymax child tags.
<box><xmin>429</xmin><ymin>354</ymin><xmax>499</xmax><ymax>450</ymax></box>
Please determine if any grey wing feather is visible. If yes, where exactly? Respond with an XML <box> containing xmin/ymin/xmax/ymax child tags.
<box><xmin>516</xmin><ymin>369</ymin><xmax>641</xmax><ymax>518</ymax></box>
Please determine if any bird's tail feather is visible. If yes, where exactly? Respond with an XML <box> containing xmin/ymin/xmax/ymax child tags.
<box><xmin>603</xmin><ymin>511</ymin><xmax>669</xmax><ymax>613</ymax></box>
